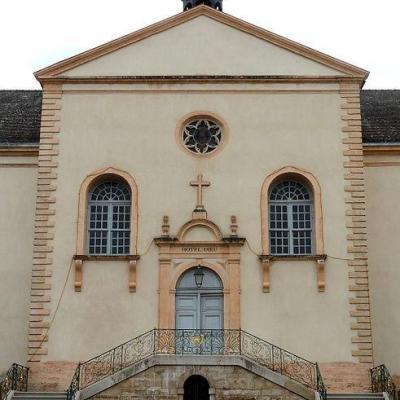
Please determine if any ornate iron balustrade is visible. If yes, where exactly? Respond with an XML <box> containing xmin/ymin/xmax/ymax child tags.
<box><xmin>316</xmin><ymin>364</ymin><xmax>327</xmax><ymax>400</ymax></box>
<box><xmin>371</xmin><ymin>364</ymin><xmax>397</xmax><ymax>400</ymax></box>
<box><xmin>0</xmin><ymin>364</ymin><xmax>29</xmax><ymax>400</ymax></box>
<box><xmin>67</xmin><ymin>329</ymin><xmax>326</xmax><ymax>400</ymax></box>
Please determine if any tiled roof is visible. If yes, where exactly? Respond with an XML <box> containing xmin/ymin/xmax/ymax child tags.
<box><xmin>0</xmin><ymin>90</ymin><xmax>42</xmax><ymax>146</ymax></box>
<box><xmin>361</xmin><ymin>90</ymin><xmax>400</xmax><ymax>144</ymax></box>
<box><xmin>0</xmin><ymin>89</ymin><xmax>399</xmax><ymax>146</ymax></box>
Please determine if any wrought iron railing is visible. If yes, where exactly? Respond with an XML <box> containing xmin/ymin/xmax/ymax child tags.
<box><xmin>0</xmin><ymin>364</ymin><xmax>29</xmax><ymax>400</ymax></box>
<box><xmin>316</xmin><ymin>363</ymin><xmax>327</xmax><ymax>400</ymax></box>
<box><xmin>371</xmin><ymin>364</ymin><xmax>397</xmax><ymax>400</ymax></box>
<box><xmin>67</xmin><ymin>329</ymin><xmax>326</xmax><ymax>400</ymax></box>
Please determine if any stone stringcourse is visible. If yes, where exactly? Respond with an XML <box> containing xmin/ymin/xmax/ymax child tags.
<box><xmin>340</xmin><ymin>82</ymin><xmax>373</xmax><ymax>364</ymax></box>
<box><xmin>28</xmin><ymin>83</ymin><xmax>62</xmax><ymax>362</ymax></box>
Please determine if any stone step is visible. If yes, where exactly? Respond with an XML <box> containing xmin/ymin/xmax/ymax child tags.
<box><xmin>327</xmin><ymin>394</ymin><xmax>384</xmax><ymax>400</ymax></box>
<box><xmin>13</xmin><ymin>392</ymin><xmax>67</xmax><ymax>400</ymax></box>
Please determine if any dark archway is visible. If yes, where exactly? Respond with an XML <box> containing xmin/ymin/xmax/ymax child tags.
<box><xmin>184</xmin><ymin>375</ymin><xmax>210</xmax><ymax>400</ymax></box>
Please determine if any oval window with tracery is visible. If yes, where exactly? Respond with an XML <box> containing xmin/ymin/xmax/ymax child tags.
<box><xmin>182</xmin><ymin>118</ymin><xmax>223</xmax><ymax>155</ymax></box>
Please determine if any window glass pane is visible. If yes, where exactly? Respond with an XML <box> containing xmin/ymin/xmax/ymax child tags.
<box><xmin>111</xmin><ymin>231</ymin><xmax>130</xmax><ymax>255</ymax></box>
<box><xmin>293</xmin><ymin>230</ymin><xmax>312</xmax><ymax>255</ymax></box>
<box><xmin>269</xmin><ymin>180</ymin><xmax>313</xmax><ymax>255</ymax></box>
<box><xmin>88</xmin><ymin>230</ymin><xmax>108</xmax><ymax>255</ymax></box>
<box><xmin>88</xmin><ymin>181</ymin><xmax>132</xmax><ymax>255</ymax></box>
<box><xmin>270</xmin><ymin>231</ymin><xmax>289</xmax><ymax>255</ymax></box>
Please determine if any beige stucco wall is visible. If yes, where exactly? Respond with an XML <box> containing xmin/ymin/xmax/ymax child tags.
<box><xmin>63</xmin><ymin>16</ymin><xmax>344</xmax><ymax>77</ymax></box>
<box><xmin>0</xmin><ymin>156</ymin><xmax>37</xmax><ymax>371</ymax></box>
<box><xmin>43</xmin><ymin>81</ymin><xmax>354</xmax><ymax>365</ymax></box>
<box><xmin>365</xmin><ymin>158</ymin><xmax>400</xmax><ymax>377</ymax></box>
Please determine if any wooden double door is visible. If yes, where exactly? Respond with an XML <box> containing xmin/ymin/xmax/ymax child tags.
<box><xmin>174</xmin><ymin>267</ymin><xmax>224</xmax><ymax>354</ymax></box>
<box><xmin>176</xmin><ymin>293</ymin><xmax>223</xmax><ymax>331</ymax></box>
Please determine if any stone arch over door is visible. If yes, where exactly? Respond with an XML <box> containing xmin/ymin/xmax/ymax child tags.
<box><xmin>155</xmin><ymin>218</ymin><xmax>245</xmax><ymax>330</ymax></box>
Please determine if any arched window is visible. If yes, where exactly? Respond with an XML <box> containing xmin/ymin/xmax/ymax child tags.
<box><xmin>269</xmin><ymin>180</ymin><xmax>313</xmax><ymax>255</ymax></box>
<box><xmin>87</xmin><ymin>181</ymin><xmax>131</xmax><ymax>255</ymax></box>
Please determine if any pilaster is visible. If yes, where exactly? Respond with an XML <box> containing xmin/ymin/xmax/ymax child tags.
<box><xmin>340</xmin><ymin>82</ymin><xmax>373</xmax><ymax>364</ymax></box>
<box><xmin>28</xmin><ymin>83</ymin><xmax>62</xmax><ymax>362</ymax></box>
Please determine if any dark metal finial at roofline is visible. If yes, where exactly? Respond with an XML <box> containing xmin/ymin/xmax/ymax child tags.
<box><xmin>182</xmin><ymin>0</ymin><xmax>223</xmax><ymax>11</ymax></box>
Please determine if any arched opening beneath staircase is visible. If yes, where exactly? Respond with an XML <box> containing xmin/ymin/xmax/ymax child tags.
<box><xmin>184</xmin><ymin>375</ymin><xmax>210</xmax><ymax>400</ymax></box>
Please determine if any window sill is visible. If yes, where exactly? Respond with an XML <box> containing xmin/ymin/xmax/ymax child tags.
<box><xmin>259</xmin><ymin>254</ymin><xmax>327</xmax><ymax>262</ymax></box>
<box><xmin>74</xmin><ymin>254</ymin><xmax>140</xmax><ymax>262</ymax></box>
<box><xmin>73</xmin><ymin>254</ymin><xmax>140</xmax><ymax>292</ymax></box>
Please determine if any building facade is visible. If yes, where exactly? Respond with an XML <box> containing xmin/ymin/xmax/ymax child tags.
<box><xmin>1</xmin><ymin>2</ymin><xmax>400</xmax><ymax>399</ymax></box>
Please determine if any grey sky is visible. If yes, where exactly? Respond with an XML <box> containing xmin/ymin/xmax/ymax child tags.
<box><xmin>1</xmin><ymin>0</ymin><xmax>399</xmax><ymax>89</ymax></box>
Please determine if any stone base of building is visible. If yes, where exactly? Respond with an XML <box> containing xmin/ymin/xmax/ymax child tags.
<box><xmin>320</xmin><ymin>362</ymin><xmax>372</xmax><ymax>393</ymax></box>
<box><xmin>28</xmin><ymin>361</ymin><xmax>78</xmax><ymax>392</ymax></box>
<box><xmin>26</xmin><ymin>360</ymin><xmax>374</xmax><ymax>396</ymax></box>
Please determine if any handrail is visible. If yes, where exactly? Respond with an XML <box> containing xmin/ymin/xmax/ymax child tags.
<box><xmin>67</xmin><ymin>329</ymin><xmax>326</xmax><ymax>400</ymax></box>
<box><xmin>371</xmin><ymin>364</ymin><xmax>397</xmax><ymax>400</ymax></box>
<box><xmin>316</xmin><ymin>363</ymin><xmax>327</xmax><ymax>400</ymax></box>
<box><xmin>0</xmin><ymin>364</ymin><xmax>29</xmax><ymax>400</ymax></box>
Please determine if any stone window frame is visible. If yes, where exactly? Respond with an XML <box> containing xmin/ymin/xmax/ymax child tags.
<box><xmin>268</xmin><ymin>180</ymin><xmax>314</xmax><ymax>256</ymax></box>
<box><xmin>175</xmin><ymin>111</ymin><xmax>229</xmax><ymax>159</ymax></box>
<box><xmin>260</xmin><ymin>166</ymin><xmax>326</xmax><ymax>292</ymax></box>
<box><xmin>261</xmin><ymin>166</ymin><xmax>324</xmax><ymax>256</ymax></box>
<box><xmin>74</xmin><ymin>167</ymin><xmax>139</xmax><ymax>292</ymax></box>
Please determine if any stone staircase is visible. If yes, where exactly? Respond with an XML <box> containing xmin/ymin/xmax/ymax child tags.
<box><xmin>7</xmin><ymin>391</ymin><xmax>387</xmax><ymax>400</ymax></box>
<box><xmin>9</xmin><ymin>390</ymin><xmax>386</xmax><ymax>400</ymax></box>
<box><xmin>327</xmin><ymin>394</ymin><xmax>385</xmax><ymax>400</ymax></box>
<box><xmin>11</xmin><ymin>392</ymin><xmax>67</xmax><ymax>400</ymax></box>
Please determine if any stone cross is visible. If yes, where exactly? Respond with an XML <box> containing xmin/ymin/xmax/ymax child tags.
<box><xmin>190</xmin><ymin>174</ymin><xmax>210</xmax><ymax>211</ymax></box>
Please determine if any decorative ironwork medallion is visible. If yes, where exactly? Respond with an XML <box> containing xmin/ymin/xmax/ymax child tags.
<box><xmin>182</xmin><ymin>119</ymin><xmax>223</xmax><ymax>155</ymax></box>
<box><xmin>190</xmin><ymin>334</ymin><xmax>205</xmax><ymax>346</ymax></box>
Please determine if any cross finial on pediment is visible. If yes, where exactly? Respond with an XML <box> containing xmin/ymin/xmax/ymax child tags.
<box><xmin>190</xmin><ymin>174</ymin><xmax>210</xmax><ymax>214</ymax></box>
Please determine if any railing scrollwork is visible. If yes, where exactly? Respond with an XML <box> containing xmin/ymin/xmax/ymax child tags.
<box><xmin>0</xmin><ymin>364</ymin><xmax>29</xmax><ymax>400</ymax></box>
<box><xmin>371</xmin><ymin>364</ymin><xmax>397</xmax><ymax>400</ymax></box>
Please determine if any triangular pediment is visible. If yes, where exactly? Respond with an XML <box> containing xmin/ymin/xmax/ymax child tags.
<box><xmin>35</xmin><ymin>6</ymin><xmax>368</xmax><ymax>81</ymax></box>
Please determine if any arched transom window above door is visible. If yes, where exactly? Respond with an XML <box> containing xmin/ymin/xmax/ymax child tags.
<box><xmin>177</xmin><ymin>267</ymin><xmax>223</xmax><ymax>291</ymax></box>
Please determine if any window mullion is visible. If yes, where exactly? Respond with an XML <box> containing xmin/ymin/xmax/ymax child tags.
<box><xmin>288</xmin><ymin>203</ymin><xmax>294</xmax><ymax>255</ymax></box>
<box><xmin>107</xmin><ymin>201</ymin><xmax>113</xmax><ymax>255</ymax></box>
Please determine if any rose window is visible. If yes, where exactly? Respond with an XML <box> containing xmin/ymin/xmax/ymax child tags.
<box><xmin>182</xmin><ymin>119</ymin><xmax>223</xmax><ymax>155</ymax></box>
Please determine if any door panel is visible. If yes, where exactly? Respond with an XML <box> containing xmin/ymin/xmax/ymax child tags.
<box><xmin>201</xmin><ymin>296</ymin><xmax>223</xmax><ymax>330</ymax></box>
<box><xmin>179</xmin><ymin>296</ymin><xmax>198</xmax><ymax>310</ymax></box>
<box><xmin>176</xmin><ymin>312</ymin><xmax>197</xmax><ymax>330</ymax></box>
<box><xmin>176</xmin><ymin>295</ymin><xmax>198</xmax><ymax>330</ymax></box>
<box><xmin>176</xmin><ymin>293</ymin><xmax>224</xmax><ymax>354</ymax></box>
<box><xmin>202</xmin><ymin>313</ymin><xmax>223</xmax><ymax>330</ymax></box>
<box><xmin>201</xmin><ymin>295</ymin><xmax>224</xmax><ymax>354</ymax></box>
